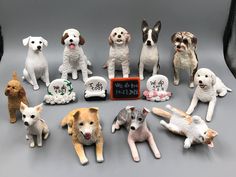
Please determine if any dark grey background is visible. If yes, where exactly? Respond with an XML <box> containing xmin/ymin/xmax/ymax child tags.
<box><xmin>0</xmin><ymin>0</ymin><xmax>235</xmax><ymax>177</ymax></box>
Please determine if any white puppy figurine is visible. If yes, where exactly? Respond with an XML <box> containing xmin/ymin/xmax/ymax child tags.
<box><xmin>20</xmin><ymin>102</ymin><xmax>49</xmax><ymax>148</ymax></box>
<box><xmin>187</xmin><ymin>68</ymin><xmax>232</xmax><ymax>121</ymax></box>
<box><xmin>22</xmin><ymin>36</ymin><xmax>50</xmax><ymax>90</ymax></box>
<box><xmin>107</xmin><ymin>27</ymin><xmax>131</xmax><ymax>79</ymax></box>
<box><xmin>59</xmin><ymin>28</ymin><xmax>92</xmax><ymax>82</ymax></box>
<box><xmin>139</xmin><ymin>20</ymin><xmax>161</xmax><ymax>80</ymax></box>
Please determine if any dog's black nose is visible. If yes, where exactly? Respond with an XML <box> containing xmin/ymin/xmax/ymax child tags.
<box><xmin>130</xmin><ymin>126</ymin><xmax>135</xmax><ymax>130</ymax></box>
<box><xmin>147</xmin><ymin>40</ymin><xmax>151</xmax><ymax>46</ymax></box>
<box><xmin>177</xmin><ymin>45</ymin><xmax>181</xmax><ymax>49</ymax></box>
<box><xmin>37</xmin><ymin>46</ymin><xmax>41</xmax><ymax>50</ymax></box>
<box><xmin>24</xmin><ymin>122</ymin><xmax>29</xmax><ymax>126</ymax></box>
<box><xmin>70</xmin><ymin>39</ymin><xmax>73</xmax><ymax>42</ymax></box>
<box><xmin>199</xmin><ymin>80</ymin><xmax>202</xmax><ymax>84</ymax></box>
<box><xmin>118</xmin><ymin>35</ymin><xmax>121</xmax><ymax>38</ymax></box>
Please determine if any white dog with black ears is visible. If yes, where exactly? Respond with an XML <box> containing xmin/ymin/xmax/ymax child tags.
<box><xmin>59</xmin><ymin>28</ymin><xmax>92</xmax><ymax>82</ymax></box>
<box><xmin>22</xmin><ymin>36</ymin><xmax>50</xmax><ymax>90</ymax></box>
<box><xmin>106</xmin><ymin>27</ymin><xmax>131</xmax><ymax>79</ymax></box>
<box><xmin>187</xmin><ymin>68</ymin><xmax>232</xmax><ymax>122</ymax></box>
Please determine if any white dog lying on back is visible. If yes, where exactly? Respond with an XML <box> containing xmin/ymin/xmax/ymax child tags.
<box><xmin>59</xmin><ymin>28</ymin><xmax>92</xmax><ymax>82</ymax></box>
<box><xmin>20</xmin><ymin>102</ymin><xmax>49</xmax><ymax>148</ymax></box>
<box><xmin>187</xmin><ymin>68</ymin><xmax>232</xmax><ymax>121</ymax></box>
<box><xmin>22</xmin><ymin>36</ymin><xmax>50</xmax><ymax>90</ymax></box>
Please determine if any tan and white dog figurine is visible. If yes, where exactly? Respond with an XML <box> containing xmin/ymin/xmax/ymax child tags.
<box><xmin>59</xmin><ymin>28</ymin><xmax>92</xmax><ymax>82</ymax></box>
<box><xmin>60</xmin><ymin>108</ymin><xmax>104</xmax><ymax>165</ymax></box>
<box><xmin>187</xmin><ymin>68</ymin><xmax>232</xmax><ymax>122</ymax></box>
<box><xmin>152</xmin><ymin>105</ymin><xmax>218</xmax><ymax>149</ymax></box>
<box><xmin>171</xmin><ymin>32</ymin><xmax>198</xmax><ymax>88</ymax></box>
<box><xmin>106</xmin><ymin>27</ymin><xmax>131</xmax><ymax>79</ymax></box>
<box><xmin>112</xmin><ymin>106</ymin><xmax>161</xmax><ymax>162</ymax></box>
<box><xmin>20</xmin><ymin>102</ymin><xmax>50</xmax><ymax>148</ymax></box>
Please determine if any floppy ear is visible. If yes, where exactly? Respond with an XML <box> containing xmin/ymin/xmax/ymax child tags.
<box><xmin>171</xmin><ymin>33</ymin><xmax>177</xmax><ymax>43</ymax></box>
<box><xmin>73</xmin><ymin>110</ymin><xmax>80</xmax><ymax>121</ymax></box>
<box><xmin>125</xmin><ymin>33</ymin><xmax>131</xmax><ymax>44</ymax></box>
<box><xmin>142</xmin><ymin>20</ymin><xmax>149</xmax><ymax>33</ymax></box>
<box><xmin>61</xmin><ymin>33</ymin><xmax>69</xmax><ymax>45</ymax></box>
<box><xmin>108</xmin><ymin>34</ymin><xmax>113</xmax><ymax>45</ymax></box>
<box><xmin>126</xmin><ymin>106</ymin><xmax>135</xmax><ymax>113</ymax></box>
<box><xmin>153</xmin><ymin>21</ymin><xmax>161</xmax><ymax>33</ymax></box>
<box><xmin>208</xmin><ymin>129</ymin><xmax>218</xmax><ymax>137</ymax></box>
<box><xmin>79</xmin><ymin>35</ymin><xmax>85</xmax><ymax>45</ymax></box>
<box><xmin>41</xmin><ymin>37</ymin><xmax>48</xmax><ymax>47</ymax></box>
<box><xmin>143</xmin><ymin>107</ymin><xmax>150</xmax><ymax>116</ymax></box>
<box><xmin>18</xmin><ymin>87</ymin><xmax>26</xmax><ymax>97</ymax></box>
<box><xmin>35</xmin><ymin>103</ymin><xmax>43</xmax><ymax>113</ymax></box>
<box><xmin>20</xmin><ymin>102</ymin><xmax>28</xmax><ymax>112</ymax></box>
<box><xmin>211</xmin><ymin>72</ymin><xmax>216</xmax><ymax>86</ymax></box>
<box><xmin>191</xmin><ymin>36</ymin><xmax>197</xmax><ymax>47</ymax></box>
<box><xmin>22</xmin><ymin>36</ymin><xmax>31</xmax><ymax>46</ymax></box>
<box><xmin>192</xmin><ymin>116</ymin><xmax>202</xmax><ymax>124</ymax></box>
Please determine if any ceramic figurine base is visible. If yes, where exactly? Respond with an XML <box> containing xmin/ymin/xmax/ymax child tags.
<box><xmin>44</xmin><ymin>79</ymin><xmax>76</xmax><ymax>104</ymax></box>
<box><xmin>84</xmin><ymin>76</ymin><xmax>107</xmax><ymax>101</ymax></box>
<box><xmin>143</xmin><ymin>75</ymin><xmax>171</xmax><ymax>102</ymax></box>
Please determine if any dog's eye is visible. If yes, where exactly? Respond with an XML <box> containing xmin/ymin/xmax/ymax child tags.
<box><xmin>79</xmin><ymin>122</ymin><xmax>84</xmax><ymax>126</ymax></box>
<box><xmin>183</xmin><ymin>39</ymin><xmax>188</xmax><ymax>44</ymax></box>
<box><xmin>131</xmin><ymin>115</ymin><xmax>135</xmax><ymax>119</ymax></box>
<box><xmin>114</xmin><ymin>32</ymin><xmax>117</xmax><ymax>36</ymax></box>
<box><xmin>31</xmin><ymin>115</ymin><xmax>35</xmax><ymax>119</ymax></box>
<box><xmin>121</xmin><ymin>32</ymin><xmax>123</xmax><ymax>34</ymax></box>
<box><xmin>31</xmin><ymin>41</ymin><xmax>35</xmax><ymax>44</ymax></box>
<box><xmin>12</xmin><ymin>86</ymin><xmax>15</xmax><ymax>89</ymax></box>
<box><xmin>205</xmin><ymin>75</ymin><xmax>208</xmax><ymax>78</ymax></box>
<box><xmin>39</xmin><ymin>41</ymin><xmax>42</xmax><ymax>44</ymax></box>
<box><xmin>138</xmin><ymin>118</ymin><xmax>142</xmax><ymax>121</ymax></box>
<box><xmin>204</xmin><ymin>131</ymin><xmax>207</xmax><ymax>134</ymax></box>
<box><xmin>176</xmin><ymin>38</ymin><xmax>181</xmax><ymax>42</ymax></box>
<box><xmin>74</xmin><ymin>35</ymin><xmax>76</xmax><ymax>37</ymax></box>
<box><xmin>198</xmin><ymin>74</ymin><xmax>200</xmax><ymax>77</ymax></box>
<box><xmin>23</xmin><ymin>114</ymin><xmax>26</xmax><ymax>118</ymax></box>
<box><xmin>90</xmin><ymin>121</ymin><xmax>94</xmax><ymax>125</ymax></box>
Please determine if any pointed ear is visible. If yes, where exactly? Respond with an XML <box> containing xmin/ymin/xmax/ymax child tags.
<box><xmin>73</xmin><ymin>110</ymin><xmax>80</xmax><ymax>121</ymax></box>
<box><xmin>79</xmin><ymin>35</ymin><xmax>85</xmax><ymax>45</ymax></box>
<box><xmin>153</xmin><ymin>21</ymin><xmax>161</xmax><ymax>33</ymax></box>
<box><xmin>20</xmin><ymin>102</ymin><xmax>28</xmax><ymax>112</ymax></box>
<box><xmin>192</xmin><ymin>116</ymin><xmax>202</xmax><ymax>124</ymax></box>
<box><xmin>41</xmin><ymin>37</ymin><xmax>48</xmax><ymax>47</ymax></box>
<box><xmin>12</xmin><ymin>71</ymin><xmax>19</xmax><ymax>81</ymax></box>
<box><xmin>18</xmin><ymin>87</ymin><xmax>26</xmax><ymax>97</ymax></box>
<box><xmin>108</xmin><ymin>35</ymin><xmax>113</xmax><ymax>45</ymax></box>
<box><xmin>208</xmin><ymin>129</ymin><xmax>218</xmax><ymax>137</ymax></box>
<box><xmin>211</xmin><ymin>72</ymin><xmax>216</xmax><ymax>86</ymax></box>
<box><xmin>142</xmin><ymin>20</ymin><xmax>149</xmax><ymax>33</ymax></box>
<box><xmin>171</xmin><ymin>33</ymin><xmax>177</xmax><ymax>43</ymax></box>
<box><xmin>126</xmin><ymin>106</ymin><xmax>135</xmax><ymax>113</ymax></box>
<box><xmin>61</xmin><ymin>33</ymin><xmax>68</xmax><ymax>45</ymax></box>
<box><xmin>35</xmin><ymin>103</ymin><xmax>43</xmax><ymax>112</ymax></box>
<box><xmin>191</xmin><ymin>36</ymin><xmax>197</xmax><ymax>47</ymax></box>
<box><xmin>143</xmin><ymin>107</ymin><xmax>150</xmax><ymax>116</ymax></box>
<box><xmin>23</xmin><ymin>36</ymin><xmax>31</xmax><ymax>46</ymax></box>
<box><xmin>89</xmin><ymin>107</ymin><xmax>99</xmax><ymax>113</ymax></box>
<box><xmin>125</xmin><ymin>33</ymin><xmax>131</xmax><ymax>44</ymax></box>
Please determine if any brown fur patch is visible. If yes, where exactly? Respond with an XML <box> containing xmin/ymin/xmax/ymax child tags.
<box><xmin>61</xmin><ymin>33</ymin><xmax>69</xmax><ymax>45</ymax></box>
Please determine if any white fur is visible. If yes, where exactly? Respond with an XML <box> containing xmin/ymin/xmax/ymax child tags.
<box><xmin>107</xmin><ymin>27</ymin><xmax>131</xmax><ymax>79</ymax></box>
<box><xmin>22</xmin><ymin>36</ymin><xmax>50</xmax><ymax>90</ymax></box>
<box><xmin>20</xmin><ymin>103</ymin><xmax>49</xmax><ymax>148</ymax></box>
<box><xmin>59</xmin><ymin>28</ymin><xmax>92</xmax><ymax>82</ymax></box>
<box><xmin>187</xmin><ymin>68</ymin><xmax>232</xmax><ymax>121</ymax></box>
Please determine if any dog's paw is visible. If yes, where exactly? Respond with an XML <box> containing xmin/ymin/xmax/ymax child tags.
<box><xmin>139</xmin><ymin>75</ymin><xmax>144</xmax><ymax>80</ymax></box>
<box><xmin>189</xmin><ymin>82</ymin><xmax>194</xmax><ymax>88</ymax></box>
<box><xmin>154</xmin><ymin>152</ymin><xmax>161</xmax><ymax>159</ymax></box>
<box><xmin>29</xmin><ymin>142</ymin><xmax>35</xmax><ymax>148</ymax></box>
<box><xmin>123</xmin><ymin>74</ymin><xmax>129</xmax><ymax>78</ymax></box>
<box><xmin>173</xmin><ymin>80</ymin><xmax>179</xmax><ymax>86</ymax></box>
<box><xmin>108</xmin><ymin>75</ymin><xmax>114</xmax><ymax>79</ymax></box>
<box><xmin>37</xmin><ymin>143</ymin><xmax>42</xmax><ymax>147</ymax></box>
<box><xmin>46</xmin><ymin>82</ymin><xmax>50</xmax><ymax>87</ymax></box>
<box><xmin>206</xmin><ymin>116</ymin><xmax>212</xmax><ymax>122</ymax></box>
<box><xmin>80</xmin><ymin>158</ymin><xmax>89</xmax><ymax>165</ymax></box>
<box><xmin>33</xmin><ymin>85</ymin><xmax>39</xmax><ymax>90</ymax></box>
<box><xmin>26</xmin><ymin>135</ymin><xmax>29</xmax><ymax>140</ymax></box>
<box><xmin>133</xmin><ymin>155</ymin><xmax>140</xmax><ymax>162</ymax></box>
<box><xmin>160</xmin><ymin>120</ymin><xmax>167</xmax><ymax>127</ymax></box>
<box><xmin>96</xmin><ymin>155</ymin><xmax>104</xmax><ymax>163</ymax></box>
<box><xmin>184</xmin><ymin>139</ymin><xmax>191</xmax><ymax>149</ymax></box>
<box><xmin>10</xmin><ymin>118</ymin><xmax>17</xmax><ymax>124</ymax></box>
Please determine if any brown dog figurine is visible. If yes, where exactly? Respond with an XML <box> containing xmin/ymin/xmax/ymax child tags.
<box><xmin>61</xmin><ymin>108</ymin><xmax>104</xmax><ymax>165</ymax></box>
<box><xmin>5</xmin><ymin>72</ymin><xmax>28</xmax><ymax>123</ymax></box>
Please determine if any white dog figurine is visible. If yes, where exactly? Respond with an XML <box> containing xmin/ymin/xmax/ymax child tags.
<box><xmin>187</xmin><ymin>68</ymin><xmax>232</xmax><ymax>122</ymax></box>
<box><xmin>20</xmin><ymin>102</ymin><xmax>50</xmax><ymax>148</ymax></box>
<box><xmin>59</xmin><ymin>28</ymin><xmax>92</xmax><ymax>82</ymax></box>
<box><xmin>22</xmin><ymin>36</ymin><xmax>50</xmax><ymax>90</ymax></box>
<box><xmin>152</xmin><ymin>105</ymin><xmax>218</xmax><ymax>149</ymax></box>
<box><xmin>139</xmin><ymin>20</ymin><xmax>161</xmax><ymax>80</ymax></box>
<box><xmin>106</xmin><ymin>27</ymin><xmax>131</xmax><ymax>79</ymax></box>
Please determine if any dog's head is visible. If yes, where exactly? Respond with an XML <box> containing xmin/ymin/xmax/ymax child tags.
<box><xmin>61</xmin><ymin>28</ymin><xmax>85</xmax><ymax>49</ymax></box>
<box><xmin>108</xmin><ymin>27</ymin><xmax>131</xmax><ymax>46</ymax></box>
<box><xmin>192</xmin><ymin>115</ymin><xmax>218</xmax><ymax>147</ymax></box>
<box><xmin>23</xmin><ymin>36</ymin><xmax>48</xmax><ymax>52</ymax></box>
<box><xmin>142</xmin><ymin>20</ymin><xmax>161</xmax><ymax>47</ymax></box>
<box><xmin>5</xmin><ymin>72</ymin><xmax>26</xmax><ymax>98</ymax></box>
<box><xmin>126</xmin><ymin>106</ymin><xmax>150</xmax><ymax>131</ymax></box>
<box><xmin>171</xmin><ymin>31</ymin><xmax>197</xmax><ymax>52</ymax></box>
<box><xmin>194</xmin><ymin>68</ymin><xmax>216</xmax><ymax>89</ymax></box>
<box><xmin>20</xmin><ymin>102</ymin><xmax>43</xmax><ymax>127</ymax></box>
<box><xmin>73</xmin><ymin>108</ymin><xmax>100</xmax><ymax>141</ymax></box>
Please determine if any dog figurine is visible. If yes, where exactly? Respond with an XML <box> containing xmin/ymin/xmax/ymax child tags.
<box><xmin>5</xmin><ymin>72</ymin><xmax>28</xmax><ymax>123</ymax></box>
<box><xmin>112</xmin><ymin>106</ymin><xmax>161</xmax><ymax>162</ymax></box>
<box><xmin>22</xmin><ymin>36</ymin><xmax>50</xmax><ymax>90</ymax></box>
<box><xmin>20</xmin><ymin>102</ymin><xmax>50</xmax><ymax>148</ymax></box>
<box><xmin>59</xmin><ymin>28</ymin><xmax>92</xmax><ymax>82</ymax></box>
<box><xmin>187</xmin><ymin>68</ymin><xmax>232</xmax><ymax>122</ymax></box>
<box><xmin>106</xmin><ymin>27</ymin><xmax>131</xmax><ymax>79</ymax></box>
<box><xmin>152</xmin><ymin>105</ymin><xmax>218</xmax><ymax>149</ymax></box>
<box><xmin>171</xmin><ymin>32</ymin><xmax>198</xmax><ymax>88</ymax></box>
<box><xmin>139</xmin><ymin>20</ymin><xmax>161</xmax><ymax>80</ymax></box>
<box><xmin>61</xmin><ymin>108</ymin><xmax>104</xmax><ymax>165</ymax></box>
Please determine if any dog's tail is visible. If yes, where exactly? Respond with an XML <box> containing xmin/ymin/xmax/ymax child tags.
<box><xmin>152</xmin><ymin>107</ymin><xmax>172</xmax><ymax>119</ymax></box>
<box><xmin>12</xmin><ymin>71</ymin><xmax>19</xmax><ymax>81</ymax></box>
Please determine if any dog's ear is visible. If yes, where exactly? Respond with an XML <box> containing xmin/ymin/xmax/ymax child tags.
<box><xmin>208</xmin><ymin>129</ymin><xmax>218</xmax><ymax>137</ymax></box>
<box><xmin>108</xmin><ymin>34</ymin><xmax>113</xmax><ymax>46</ymax></box>
<box><xmin>18</xmin><ymin>87</ymin><xmax>26</xmax><ymax>97</ymax></box>
<box><xmin>22</xmin><ymin>36</ymin><xmax>31</xmax><ymax>46</ymax></box>
<box><xmin>79</xmin><ymin>35</ymin><xmax>85</xmax><ymax>45</ymax></box>
<box><xmin>35</xmin><ymin>103</ymin><xmax>43</xmax><ymax>113</ymax></box>
<box><xmin>73</xmin><ymin>110</ymin><xmax>80</xmax><ymax>121</ymax></box>
<box><xmin>12</xmin><ymin>71</ymin><xmax>19</xmax><ymax>81</ymax></box>
<box><xmin>171</xmin><ymin>33</ymin><xmax>177</xmax><ymax>43</ymax></box>
<box><xmin>191</xmin><ymin>36</ymin><xmax>197</xmax><ymax>47</ymax></box>
<box><xmin>89</xmin><ymin>107</ymin><xmax>99</xmax><ymax>113</ymax></box>
<box><xmin>20</xmin><ymin>102</ymin><xmax>28</xmax><ymax>112</ymax></box>
<box><xmin>142</xmin><ymin>20</ymin><xmax>149</xmax><ymax>33</ymax></box>
<box><xmin>211</xmin><ymin>72</ymin><xmax>216</xmax><ymax>86</ymax></box>
<box><xmin>61</xmin><ymin>33</ymin><xmax>69</xmax><ymax>45</ymax></box>
<box><xmin>125</xmin><ymin>33</ymin><xmax>131</xmax><ymax>44</ymax></box>
<box><xmin>126</xmin><ymin>106</ymin><xmax>135</xmax><ymax>113</ymax></box>
<box><xmin>153</xmin><ymin>21</ymin><xmax>161</xmax><ymax>33</ymax></box>
<box><xmin>41</xmin><ymin>37</ymin><xmax>48</xmax><ymax>47</ymax></box>
<box><xmin>142</xmin><ymin>107</ymin><xmax>150</xmax><ymax>116</ymax></box>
